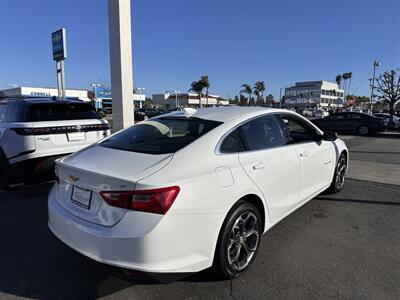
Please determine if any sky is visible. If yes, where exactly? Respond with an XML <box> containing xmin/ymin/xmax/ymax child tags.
<box><xmin>1</xmin><ymin>0</ymin><xmax>399</xmax><ymax>99</ymax></box>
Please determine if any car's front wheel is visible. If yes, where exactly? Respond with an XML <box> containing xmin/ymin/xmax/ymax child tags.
<box><xmin>213</xmin><ymin>201</ymin><xmax>262</xmax><ymax>279</ymax></box>
<box><xmin>326</xmin><ymin>153</ymin><xmax>347</xmax><ymax>194</ymax></box>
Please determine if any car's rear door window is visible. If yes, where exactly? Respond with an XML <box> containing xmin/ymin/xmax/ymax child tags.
<box><xmin>219</xmin><ymin>130</ymin><xmax>246</xmax><ymax>153</ymax></box>
<box><xmin>100</xmin><ymin>117</ymin><xmax>222</xmax><ymax>154</ymax></box>
<box><xmin>236</xmin><ymin>115</ymin><xmax>285</xmax><ymax>151</ymax></box>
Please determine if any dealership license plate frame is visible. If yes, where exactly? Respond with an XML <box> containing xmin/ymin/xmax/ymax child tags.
<box><xmin>71</xmin><ymin>185</ymin><xmax>92</xmax><ymax>210</ymax></box>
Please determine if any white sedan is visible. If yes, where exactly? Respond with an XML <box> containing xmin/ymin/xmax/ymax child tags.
<box><xmin>48</xmin><ymin>107</ymin><xmax>348</xmax><ymax>279</ymax></box>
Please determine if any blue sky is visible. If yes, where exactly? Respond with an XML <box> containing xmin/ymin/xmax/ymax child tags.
<box><xmin>1</xmin><ymin>0</ymin><xmax>399</xmax><ymax>99</ymax></box>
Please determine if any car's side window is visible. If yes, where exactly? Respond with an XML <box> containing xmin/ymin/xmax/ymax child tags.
<box><xmin>6</xmin><ymin>103</ymin><xmax>20</xmax><ymax>122</ymax></box>
<box><xmin>0</xmin><ymin>104</ymin><xmax>7</xmax><ymax>122</ymax></box>
<box><xmin>350</xmin><ymin>113</ymin><xmax>361</xmax><ymax>119</ymax></box>
<box><xmin>219</xmin><ymin>130</ymin><xmax>246</xmax><ymax>153</ymax></box>
<box><xmin>236</xmin><ymin>115</ymin><xmax>285</xmax><ymax>151</ymax></box>
<box><xmin>330</xmin><ymin>113</ymin><xmax>346</xmax><ymax>120</ymax></box>
<box><xmin>279</xmin><ymin>114</ymin><xmax>318</xmax><ymax>144</ymax></box>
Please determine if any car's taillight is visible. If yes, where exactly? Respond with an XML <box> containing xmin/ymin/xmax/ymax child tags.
<box><xmin>100</xmin><ymin>186</ymin><xmax>180</xmax><ymax>215</ymax></box>
<box><xmin>11</xmin><ymin>123</ymin><xmax>110</xmax><ymax>135</ymax></box>
<box><xmin>12</xmin><ymin>127</ymin><xmax>51</xmax><ymax>135</ymax></box>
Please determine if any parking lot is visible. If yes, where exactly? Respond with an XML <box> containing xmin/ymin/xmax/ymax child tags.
<box><xmin>0</xmin><ymin>135</ymin><xmax>399</xmax><ymax>300</ymax></box>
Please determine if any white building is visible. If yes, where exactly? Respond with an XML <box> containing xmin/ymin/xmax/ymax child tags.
<box><xmin>152</xmin><ymin>92</ymin><xmax>229</xmax><ymax>108</ymax></box>
<box><xmin>0</xmin><ymin>86</ymin><xmax>90</xmax><ymax>101</ymax></box>
<box><xmin>284</xmin><ymin>81</ymin><xmax>344</xmax><ymax>109</ymax></box>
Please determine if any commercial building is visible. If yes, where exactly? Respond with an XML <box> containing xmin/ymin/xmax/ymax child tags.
<box><xmin>152</xmin><ymin>92</ymin><xmax>229</xmax><ymax>108</ymax></box>
<box><xmin>92</xmin><ymin>85</ymin><xmax>145</xmax><ymax>108</ymax></box>
<box><xmin>284</xmin><ymin>81</ymin><xmax>344</xmax><ymax>110</ymax></box>
<box><xmin>0</xmin><ymin>86</ymin><xmax>90</xmax><ymax>101</ymax></box>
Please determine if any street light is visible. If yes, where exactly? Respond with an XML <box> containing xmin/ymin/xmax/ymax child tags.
<box><xmin>172</xmin><ymin>90</ymin><xmax>180</xmax><ymax>108</ymax></box>
<box><xmin>136</xmin><ymin>87</ymin><xmax>145</xmax><ymax>108</ymax></box>
<box><xmin>279</xmin><ymin>83</ymin><xmax>294</xmax><ymax>109</ymax></box>
<box><xmin>370</xmin><ymin>60</ymin><xmax>380</xmax><ymax>114</ymax></box>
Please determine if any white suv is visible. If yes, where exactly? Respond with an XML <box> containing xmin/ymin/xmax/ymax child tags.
<box><xmin>0</xmin><ymin>98</ymin><xmax>111</xmax><ymax>188</ymax></box>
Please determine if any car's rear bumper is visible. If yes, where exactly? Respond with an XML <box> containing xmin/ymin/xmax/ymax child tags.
<box><xmin>48</xmin><ymin>186</ymin><xmax>225</xmax><ymax>273</ymax></box>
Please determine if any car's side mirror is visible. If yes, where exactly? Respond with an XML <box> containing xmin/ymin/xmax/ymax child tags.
<box><xmin>322</xmin><ymin>131</ymin><xmax>337</xmax><ymax>141</ymax></box>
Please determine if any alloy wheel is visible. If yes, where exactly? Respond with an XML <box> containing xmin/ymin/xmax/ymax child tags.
<box><xmin>336</xmin><ymin>156</ymin><xmax>347</xmax><ymax>190</ymax></box>
<box><xmin>227</xmin><ymin>211</ymin><xmax>260</xmax><ymax>271</ymax></box>
<box><xmin>358</xmin><ymin>126</ymin><xmax>369</xmax><ymax>135</ymax></box>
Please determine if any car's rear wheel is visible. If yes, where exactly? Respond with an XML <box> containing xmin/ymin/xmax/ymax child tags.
<box><xmin>357</xmin><ymin>125</ymin><xmax>369</xmax><ymax>135</ymax></box>
<box><xmin>0</xmin><ymin>150</ymin><xmax>10</xmax><ymax>190</ymax></box>
<box><xmin>326</xmin><ymin>153</ymin><xmax>347</xmax><ymax>194</ymax></box>
<box><xmin>213</xmin><ymin>201</ymin><xmax>262</xmax><ymax>279</ymax></box>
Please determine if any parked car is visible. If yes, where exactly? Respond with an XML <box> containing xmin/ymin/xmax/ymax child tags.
<box><xmin>48</xmin><ymin>106</ymin><xmax>348</xmax><ymax>279</ymax></box>
<box><xmin>0</xmin><ymin>98</ymin><xmax>111</xmax><ymax>188</ymax></box>
<box><xmin>312</xmin><ymin>109</ymin><xmax>329</xmax><ymax>119</ymax></box>
<box><xmin>134</xmin><ymin>108</ymin><xmax>165</xmax><ymax>121</ymax></box>
<box><xmin>312</xmin><ymin>112</ymin><xmax>385</xmax><ymax>135</ymax></box>
<box><xmin>302</xmin><ymin>109</ymin><xmax>313</xmax><ymax>117</ymax></box>
<box><xmin>373</xmin><ymin>113</ymin><xmax>400</xmax><ymax>129</ymax></box>
<box><xmin>103</xmin><ymin>107</ymin><xmax>112</xmax><ymax>115</ymax></box>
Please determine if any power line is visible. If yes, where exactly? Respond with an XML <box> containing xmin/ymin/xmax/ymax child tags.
<box><xmin>352</xmin><ymin>32</ymin><xmax>400</xmax><ymax>94</ymax></box>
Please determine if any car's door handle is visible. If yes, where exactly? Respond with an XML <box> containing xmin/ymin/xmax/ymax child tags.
<box><xmin>252</xmin><ymin>162</ymin><xmax>266</xmax><ymax>170</ymax></box>
<box><xmin>299</xmin><ymin>151</ymin><xmax>310</xmax><ymax>158</ymax></box>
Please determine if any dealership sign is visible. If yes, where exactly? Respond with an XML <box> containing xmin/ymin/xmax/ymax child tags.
<box><xmin>94</xmin><ymin>86</ymin><xmax>112</xmax><ymax>99</ymax></box>
<box><xmin>52</xmin><ymin>28</ymin><xmax>67</xmax><ymax>61</ymax></box>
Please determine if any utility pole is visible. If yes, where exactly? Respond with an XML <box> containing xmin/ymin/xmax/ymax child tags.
<box><xmin>108</xmin><ymin>0</ymin><xmax>134</xmax><ymax>131</ymax></box>
<box><xmin>370</xmin><ymin>60</ymin><xmax>380</xmax><ymax>114</ymax></box>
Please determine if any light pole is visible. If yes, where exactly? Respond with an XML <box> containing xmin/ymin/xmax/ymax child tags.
<box><xmin>172</xmin><ymin>90</ymin><xmax>180</xmax><ymax>108</ymax></box>
<box><xmin>279</xmin><ymin>83</ymin><xmax>293</xmax><ymax>109</ymax></box>
<box><xmin>370</xmin><ymin>60</ymin><xmax>380</xmax><ymax>114</ymax></box>
<box><xmin>136</xmin><ymin>87</ymin><xmax>145</xmax><ymax>108</ymax></box>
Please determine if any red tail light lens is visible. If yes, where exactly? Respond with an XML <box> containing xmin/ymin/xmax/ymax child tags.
<box><xmin>100</xmin><ymin>186</ymin><xmax>180</xmax><ymax>215</ymax></box>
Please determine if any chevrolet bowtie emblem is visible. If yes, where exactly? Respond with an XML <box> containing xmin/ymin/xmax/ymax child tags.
<box><xmin>69</xmin><ymin>175</ymin><xmax>80</xmax><ymax>182</ymax></box>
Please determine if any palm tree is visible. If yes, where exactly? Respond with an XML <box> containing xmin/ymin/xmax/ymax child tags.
<box><xmin>254</xmin><ymin>81</ymin><xmax>266</xmax><ymax>105</ymax></box>
<box><xmin>335</xmin><ymin>75</ymin><xmax>342</xmax><ymax>88</ymax></box>
<box><xmin>189</xmin><ymin>75</ymin><xmax>210</xmax><ymax>107</ymax></box>
<box><xmin>189</xmin><ymin>80</ymin><xmax>204</xmax><ymax>108</ymax></box>
<box><xmin>240</xmin><ymin>84</ymin><xmax>253</xmax><ymax>106</ymax></box>
<box><xmin>200</xmin><ymin>76</ymin><xmax>210</xmax><ymax>106</ymax></box>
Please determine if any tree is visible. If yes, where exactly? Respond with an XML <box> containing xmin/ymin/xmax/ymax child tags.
<box><xmin>200</xmin><ymin>76</ymin><xmax>210</xmax><ymax>105</ymax></box>
<box><xmin>375</xmin><ymin>70</ymin><xmax>400</xmax><ymax>126</ymax></box>
<box><xmin>335</xmin><ymin>74</ymin><xmax>342</xmax><ymax>88</ymax></box>
<box><xmin>253</xmin><ymin>81</ymin><xmax>266</xmax><ymax>105</ymax></box>
<box><xmin>189</xmin><ymin>80</ymin><xmax>204</xmax><ymax>108</ymax></box>
<box><xmin>189</xmin><ymin>75</ymin><xmax>210</xmax><ymax>107</ymax></box>
<box><xmin>240</xmin><ymin>84</ymin><xmax>253</xmax><ymax>106</ymax></box>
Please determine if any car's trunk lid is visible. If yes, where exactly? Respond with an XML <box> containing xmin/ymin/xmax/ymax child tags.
<box><xmin>55</xmin><ymin>145</ymin><xmax>173</xmax><ymax>226</ymax></box>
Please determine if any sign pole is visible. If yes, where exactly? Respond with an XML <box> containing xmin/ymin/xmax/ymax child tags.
<box><xmin>56</xmin><ymin>61</ymin><xmax>62</xmax><ymax>99</ymax></box>
<box><xmin>52</xmin><ymin>28</ymin><xmax>67</xmax><ymax>100</ymax></box>
<box><xmin>60</xmin><ymin>60</ymin><xmax>66</xmax><ymax>99</ymax></box>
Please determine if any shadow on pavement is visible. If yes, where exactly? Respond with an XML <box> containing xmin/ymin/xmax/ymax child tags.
<box><xmin>315</xmin><ymin>196</ymin><xmax>400</xmax><ymax>206</ymax></box>
<box><xmin>0</xmin><ymin>183</ymin><xmax>225</xmax><ymax>299</ymax></box>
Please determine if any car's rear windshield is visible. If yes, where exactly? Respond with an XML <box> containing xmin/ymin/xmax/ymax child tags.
<box><xmin>100</xmin><ymin>117</ymin><xmax>222</xmax><ymax>154</ymax></box>
<box><xmin>26</xmin><ymin>102</ymin><xmax>101</xmax><ymax>121</ymax></box>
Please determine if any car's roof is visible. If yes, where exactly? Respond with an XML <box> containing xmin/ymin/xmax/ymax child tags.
<box><xmin>165</xmin><ymin>106</ymin><xmax>285</xmax><ymax>122</ymax></box>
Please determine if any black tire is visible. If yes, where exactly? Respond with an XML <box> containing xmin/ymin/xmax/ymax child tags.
<box><xmin>357</xmin><ymin>125</ymin><xmax>370</xmax><ymax>136</ymax></box>
<box><xmin>213</xmin><ymin>201</ymin><xmax>262</xmax><ymax>279</ymax></box>
<box><xmin>326</xmin><ymin>153</ymin><xmax>347</xmax><ymax>194</ymax></box>
<box><xmin>0</xmin><ymin>149</ymin><xmax>10</xmax><ymax>190</ymax></box>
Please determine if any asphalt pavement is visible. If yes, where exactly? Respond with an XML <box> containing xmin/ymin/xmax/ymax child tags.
<box><xmin>0</xmin><ymin>135</ymin><xmax>399</xmax><ymax>300</ymax></box>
